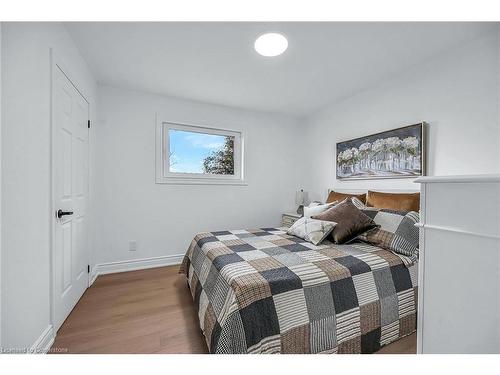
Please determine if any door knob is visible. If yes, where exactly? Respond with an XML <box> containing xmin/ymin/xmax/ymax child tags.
<box><xmin>57</xmin><ymin>209</ymin><xmax>73</xmax><ymax>219</ymax></box>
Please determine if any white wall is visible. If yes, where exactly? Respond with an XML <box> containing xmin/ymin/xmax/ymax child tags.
<box><xmin>302</xmin><ymin>30</ymin><xmax>500</xmax><ymax>202</ymax></box>
<box><xmin>92</xmin><ymin>85</ymin><xmax>304</xmax><ymax>266</ymax></box>
<box><xmin>1</xmin><ymin>22</ymin><xmax>96</xmax><ymax>350</ymax></box>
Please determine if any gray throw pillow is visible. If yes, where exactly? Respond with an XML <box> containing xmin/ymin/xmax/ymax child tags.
<box><xmin>358</xmin><ymin>208</ymin><xmax>420</xmax><ymax>263</ymax></box>
<box><xmin>312</xmin><ymin>198</ymin><xmax>378</xmax><ymax>244</ymax></box>
<box><xmin>287</xmin><ymin>217</ymin><xmax>336</xmax><ymax>245</ymax></box>
<box><xmin>350</xmin><ymin>196</ymin><xmax>367</xmax><ymax>209</ymax></box>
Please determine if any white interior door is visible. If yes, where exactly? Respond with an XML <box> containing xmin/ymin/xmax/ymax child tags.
<box><xmin>52</xmin><ymin>64</ymin><xmax>90</xmax><ymax>332</ymax></box>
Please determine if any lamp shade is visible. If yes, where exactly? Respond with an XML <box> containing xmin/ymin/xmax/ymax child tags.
<box><xmin>295</xmin><ymin>189</ymin><xmax>305</xmax><ymax>205</ymax></box>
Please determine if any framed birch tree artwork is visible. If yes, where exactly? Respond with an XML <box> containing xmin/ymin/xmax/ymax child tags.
<box><xmin>336</xmin><ymin>123</ymin><xmax>425</xmax><ymax>180</ymax></box>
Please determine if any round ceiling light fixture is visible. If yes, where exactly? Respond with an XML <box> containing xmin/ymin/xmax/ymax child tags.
<box><xmin>254</xmin><ymin>33</ymin><xmax>288</xmax><ymax>57</ymax></box>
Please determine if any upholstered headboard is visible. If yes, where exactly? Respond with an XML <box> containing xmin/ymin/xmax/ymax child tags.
<box><xmin>327</xmin><ymin>189</ymin><xmax>421</xmax><ymax>211</ymax></box>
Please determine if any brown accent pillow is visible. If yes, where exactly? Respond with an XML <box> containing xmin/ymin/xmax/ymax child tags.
<box><xmin>312</xmin><ymin>198</ymin><xmax>378</xmax><ymax>244</ymax></box>
<box><xmin>326</xmin><ymin>190</ymin><xmax>366</xmax><ymax>204</ymax></box>
<box><xmin>366</xmin><ymin>191</ymin><xmax>420</xmax><ymax>212</ymax></box>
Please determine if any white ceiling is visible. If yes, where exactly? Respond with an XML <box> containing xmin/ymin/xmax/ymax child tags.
<box><xmin>66</xmin><ymin>22</ymin><xmax>496</xmax><ymax>117</ymax></box>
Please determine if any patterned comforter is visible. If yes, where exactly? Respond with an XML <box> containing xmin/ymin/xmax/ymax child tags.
<box><xmin>179</xmin><ymin>227</ymin><xmax>417</xmax><ymax>354</ymax></box>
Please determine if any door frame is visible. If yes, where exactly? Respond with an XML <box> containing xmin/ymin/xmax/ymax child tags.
<box><xmin>49</xmin><ymin>49</ymin><xmax>91</xmax><ymax>333</ymax></box>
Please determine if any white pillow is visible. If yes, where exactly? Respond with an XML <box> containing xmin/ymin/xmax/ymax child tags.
<box><xmin>307</xmin><ymin>202</ymin><xmax>321</xmax><ymax>207</ymax></box>
<box><xmin>303</xmin><ymin>201</ymin><xmax>336</xmax><ymax>218</ymax></box>
<box><xmin>287</xmin><ymin>217</ymin><xmax>337</xmax><ymax>245</ymax></box>
<box><xmin>350</xmin><ymin>196</ymin><xmax>367</xmax><ymax>209</ymax></box>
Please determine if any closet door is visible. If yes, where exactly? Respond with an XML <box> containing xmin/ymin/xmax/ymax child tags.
<box><xmin>52</xmin><ymin>64</ymin><xmax>90</xmax><ymax>332</ymax></box>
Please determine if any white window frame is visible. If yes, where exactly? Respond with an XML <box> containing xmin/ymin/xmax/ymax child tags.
<box><xmin>155</xmin><ymin>118</ymin><xmax>245</xmax><ymax>185</ymax></box>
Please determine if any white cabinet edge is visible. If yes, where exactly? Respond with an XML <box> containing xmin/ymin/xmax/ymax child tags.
<box><xmin>415</xmin><ymin>174</ymin><xmax>500</xmax><ymax>183</ymax></box>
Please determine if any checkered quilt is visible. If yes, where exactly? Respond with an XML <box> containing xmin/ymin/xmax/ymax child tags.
<box><xmin>179</xmin><ymin>228</ymin><xmax>417</xmax><ymax>354</ymax></box>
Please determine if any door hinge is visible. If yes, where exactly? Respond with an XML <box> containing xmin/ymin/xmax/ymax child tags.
<box><xmin>87</xmin><ymin>265</ymin><xmax>90</xmax><ymax>274</ymax></box>
<box><xmin>87</xmin><ymin>120</ymin><xmax>91</xmax><ymax>129</ymax></box>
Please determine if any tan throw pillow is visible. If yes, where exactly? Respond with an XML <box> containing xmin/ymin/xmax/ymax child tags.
<box><xmin>312</xmin><ymin>198</ymin><xmax>378</xmax><ymax>244</ymax></box>
<box><xmin>326</xmin><ymin>191</ymin><xmax>366</xmax><ymax>204</ymax></box>
<box><xmin>366</xmin><ymin>191</ymin><xmax>420</xmax><ymax>212</ymax></box>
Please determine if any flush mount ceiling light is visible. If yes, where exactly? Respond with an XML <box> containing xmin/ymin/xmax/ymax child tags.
<box><xmin>254</xmin><ymin>33</ymin><xmax>288</xmax><ymax>57</ymax></box>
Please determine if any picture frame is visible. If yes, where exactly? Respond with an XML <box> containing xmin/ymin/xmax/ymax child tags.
<box><xmin>336</xmin><ymin>122</ymin><xmax>426</xmax><ymax>180</ymax></box>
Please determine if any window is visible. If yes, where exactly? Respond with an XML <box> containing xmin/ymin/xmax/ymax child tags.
<box><xmin>156</xmin><ymin>121</ymin><xmax>245</xmax><ymax>185</ymax></box>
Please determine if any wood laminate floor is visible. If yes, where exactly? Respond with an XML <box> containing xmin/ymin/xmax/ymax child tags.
<box><xmin>51</xmin><ymin>266</ymin><xmax>416</xmax><ymax>354</ymax></box>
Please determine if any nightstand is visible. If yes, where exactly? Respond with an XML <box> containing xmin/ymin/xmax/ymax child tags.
<box><xmin>281</xmin><ymin>213</ymin><xmax>302</xmax><ymax>228</ymax></box>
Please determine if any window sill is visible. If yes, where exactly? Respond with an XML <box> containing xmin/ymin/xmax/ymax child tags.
<box><xmin>156</xmin><ymin>177</ymin><xmax>247</xmax><ymax>186</ymax></box>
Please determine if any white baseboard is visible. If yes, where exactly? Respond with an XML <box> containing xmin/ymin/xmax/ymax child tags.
<box><xmin>90</xmin><ymin>254</ymin><xmax>184</xmax><ymax>285</ymax></box>
<box><xmin>30</xmin><ymin>325</ymin><xmax>55</xmax><ymax>354</ymax></box>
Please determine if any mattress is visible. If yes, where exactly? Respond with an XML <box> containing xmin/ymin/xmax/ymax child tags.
<box><xmin>179</xmin><ymin>227</ymin><xmax>417</xmax><ymax>354</ymax></box>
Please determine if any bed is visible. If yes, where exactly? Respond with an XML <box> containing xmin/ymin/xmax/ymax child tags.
<box><xmin>179</xmin><ymin>227</ymin><xmax>417</xmax><ymax>354</ymax></box>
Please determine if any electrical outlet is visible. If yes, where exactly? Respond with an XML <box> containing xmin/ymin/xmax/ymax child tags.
<box><xmin>129</xmin><ymin>240</ymin><xmax>137</xmax><ymax>251</ymax></box>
